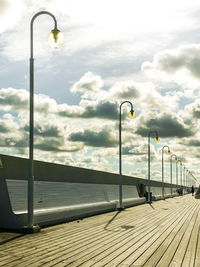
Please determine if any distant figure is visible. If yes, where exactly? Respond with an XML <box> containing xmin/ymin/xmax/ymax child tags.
<box><xmin>176</xmin><ymin>188</ymin><xmax>181</xmax><ymax>196</ymax></box>
<box><xmin>191</xmin><ymin>185</ymin><xmax>194</xmax><ymax>196</ymax></box>
<box><xmin>180</xmin><ymin>186</ymin><xmax>183</xmax><ymax>196</ymax></box>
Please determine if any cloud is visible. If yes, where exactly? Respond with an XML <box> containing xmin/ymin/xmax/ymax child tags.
<box><xmin>185</xmin><ymin>139</ymin><xmax>200</xmax><ymax>147</ymax></box>
<box><xmin>58</xmin><ymin>100</ymin><xmax>119</xmax><ymax>120</ymax></box>
<box><xmin>0</xmin><ymin>0</ymin><xmax>25</xmax><ymax>33</ymax></box>
<box><xmin>109</xmin><ymin>80</ymin><xmax>141</xmax><ymax>99</ymax></box>
<box><xmin>70</xmin><ymin>72</ymin><xmax>104</xmax><ymax>96</ymax></box>
<box><xmin>136</xmin><ymin>112</ymin><xmax>195</xmax><ymax>138</ymax></box>
<box><xmin>184</xmin><ymin>98</ymin><xmax>200</xmax><ymax>119</ymax></box>
<box><xmin>80</xmin><ymin>100</ymin><xmax>119</xmax><ymax>120</ymax></box>
<box><xmin>0</xmin><ymin>88</ymin><xmax>28</xmax><ymax>111</ymax></box>
<box><xmin>0</xmin><ymin>88</ymin><xmax>59</xmax><ymax>114</ymax></box>
<box><xmin>142</xmin><ymin>44</ymin><xmax>200</xmax><ymax>88</ymax></box>
<box><xmin>69</xmin><ymin>129</ymin><xmax>118</xmax><ymax>147</ymax></box>
<box><xmin>122</xmin><ymin>143</ymin><xmax>147</xmax><ymax>155</ymax></box>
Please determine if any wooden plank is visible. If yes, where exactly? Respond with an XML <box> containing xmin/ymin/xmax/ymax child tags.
<box><xmin>138</xmin><ymin>202</ymin><xmax>199</xmax><ymax>266</ymax></box>
<box><xmin>68</xmin><ymin>200</ymin><xmax>192</xmax><ymax>266</ymax></box>
<box><xmin>194</xmin><ymin>225</ymin><xmax>200</xmax><ymax>267</ymax></box>
<box><xmin>169</xmin><ymin>204</ymin><xmax>199</xmax><ymax>266</ymax></box>
<box><xmin>181</xmin><ymin>202</ymin><xmax>200</xmax><ymax>267</ymax></box>
<box><xmin>104</xmin><ymin>200</ymin><xmax>197</xmax><ymax>266</ymax></box>
<box><xmin>18</xmin><ymin>205</ymin><xmax>164</xmax><ymax>266</ymax></box>
<box><xmin>155</xmin><ymin>198</ymin><xmax>199</xmax><ymax>266</ymax></box>
<box><xmin>1</xmin><ymin>206</ymin><xmax>157</xmax><ymax>266</ymax></box>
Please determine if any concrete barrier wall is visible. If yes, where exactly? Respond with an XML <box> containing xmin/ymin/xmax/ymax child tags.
<box><xmin>0</xmin><ymin>154</ymin><xmax>188</xmax><ymax>229</ymax></box>
<box><xmin>6</xmin><ymin>180</ymin><xmax>140</xmax><ymax>212</ymax></box>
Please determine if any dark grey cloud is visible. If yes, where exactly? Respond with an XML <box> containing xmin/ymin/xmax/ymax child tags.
<box><xmin>82</xmin><ymin>101</ymin><xmax>119</xmax><ymax>120</ymax></box>
<box><xmin>35</xmin><ymin>139</ymin><xmax>80</xmax><ymax>152</ymax></box>
<box><xmin>35</xmin><ymin>140</ymin><xmax>63</xmax><ymax>152</ymax></box>
<box><xmin>0</xmin><ymin>123</ymin><xmax>9</xmax><ymax>133</ymax></box>
<box><xmin>0</xmin><ymin>136</ymin><xmax>28</xmax><ymax>148</ymax></box>
<box><xmin>58</xmin><ymin>100</ymin><xmax>123</xmax><ymax>120</ymax></box>
<box><xmin>0</xmin><ymin>88</ymin><xmax>28</xmax><ymax>110</ymax></box>
<box><xmin>136</xmin><ymin>113</ymin><xmax>194</xmax><ymax>138</ymax></box>
<box><xmin>69</xmin><ymin>129</ymin><xmax>117</xmax><ymax>147</ymax></box>
<box><xmin>24</xmin><ymin>124</ymin><xmax>61</xmax><ymax>137</ymax></box>
<box><xmin>189</xmin><ymin>101</ymin><xmax>200</xmax><ymax>119</ymax></box>
<box><xmin>110</xmin><ymin>81</ymin><xmax>140</xmax><ymax>99</ymax></box>
<box><xmin>184</xmin><ymin>139</ymin><xmax>200</xmax><ymax>147</ymax></box>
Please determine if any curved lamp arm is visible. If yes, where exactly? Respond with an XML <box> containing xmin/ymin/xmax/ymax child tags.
<box><xmin>30</xmin><ymin>11</ymin><xmax>58</xmax><ymax>58</ymax></box>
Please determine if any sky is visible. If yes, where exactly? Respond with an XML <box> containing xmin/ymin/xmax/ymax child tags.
<box><xmin>1</xmin><ymin>0</ymin><xmax>200</xmax><ymax>185</ymax></box>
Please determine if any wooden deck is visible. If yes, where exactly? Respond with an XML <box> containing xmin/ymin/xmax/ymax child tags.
<box><xmin>0</xmin><ymin>194</ymin><xmax>200</xmax><ymax>266</ymax></box>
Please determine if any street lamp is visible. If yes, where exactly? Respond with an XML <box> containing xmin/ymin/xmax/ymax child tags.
<box><xmin>118</xmin><ymin>101</ymin><xmax>136</xmax><ymax>210</ymax></box>
<box><xmin>170</xmin><ymin>154</ymin><xmax>177</xmax><ymax>197</ymax></box>
<box><xmin>28</xmin><ymin>11</ymin><xmax>63</xmax><ymax>230</ymax></box>
<box><xmin>147</xmin><ymin>131</ymin><xmax>160</xmax><ymax>203</ymax></box>
<box><xmin>161</xmin><ymin>145</ymin><xmax>171</xmax><ymax>199</ymax></box>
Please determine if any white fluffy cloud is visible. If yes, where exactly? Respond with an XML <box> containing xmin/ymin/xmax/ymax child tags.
<box><xmin>70</xmin><ymin>72</ymin><xmax>104</xmax><ymax>99</ymax></box>
<box><xmin>142</xmin><ymin>44</ymin><xmax>200</xmax><ymax>89</ymax></box>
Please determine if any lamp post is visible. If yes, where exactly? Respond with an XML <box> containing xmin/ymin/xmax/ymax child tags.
<box><xmin>147</xmin><ymin>131</ymin><xmax>160</xmax><ymax>203</ymax></box>
<box><xmin>28</xmin><ymin>11</ymin><xmax>63</xmax><ymax>230</ymax></box>
<box><xmin>161</xmin><ymin>145</ymin><xmax>171</xmax><ymax>199</ymax></box>
<box><xmin>170</xmin><ymin>154</ymin><xmax>177</xmax><ymax>197</ymax></box>
<box><xmin>118</xmin><ymin>101</ymin><xmax>136</xmax><ymax>210</ymax></box>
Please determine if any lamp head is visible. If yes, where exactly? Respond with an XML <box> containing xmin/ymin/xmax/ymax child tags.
<box><xmin>128</xmin><ymin>110</ymin><xmax>136</xmax><ymax>119</ymax></box>
<box><xmin>167</xmin><ymin>149</ymin><xmax>171</xmax><ymax>155</ymax></box>
<box><xmin>48</xmin><ymin>28</ymin><xmax>64</xmax><ymax>49</ymax></box>
<box><xmin>154</xmin><ymin>136</ymin><xmax>160</xmax><ymax>143</ymax></box>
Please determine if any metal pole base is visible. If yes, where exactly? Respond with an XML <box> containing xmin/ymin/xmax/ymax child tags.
<box><xmin>23</xmin><ymin>224</ymin><xmax>40</xmax><ymax>234</ymax></box>
<box><xmin>117</xmin><ymin>207</ymin><xmax>125</xmax><ymax>211</ymax></box>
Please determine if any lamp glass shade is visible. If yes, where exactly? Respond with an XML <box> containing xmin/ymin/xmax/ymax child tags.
<box><xmin>128</xmin><ymin>110</ymin><xmax>136</xmax><ymax>119</ymax></box>
<box><xmin>48</xmin><ymin>29</ymin><xmax>64</xmax><ymax>49</ymax></box>
<box><xmin>167</xmin><ymin>150</ymin><xmax>171</xmax><ymax>155</ymax></box>
<box><xmin>154</xmin><ymin>137</ymin><xmax>160</xmax><ymax>143</ymax></box>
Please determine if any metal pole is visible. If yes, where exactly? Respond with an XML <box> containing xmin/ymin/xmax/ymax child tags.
<box><xmin>161</xmin><ymin>145</ymin><xmax>170</xmax><ymax>199</ymax></box>
<box><xmin>176</xmin><ymin>161</ymin><xmax>178</xmax><ymax>185</ymax></box>
<box><xmin>170</xmin><ymin>156</ymin><xmax>172</xmax><ymax>197</ymax></box>
<box><xmin>119</xmin><ymin>104</ymin><xmax>122</xmax><ymax>210</ymax></box>
<box><xmin>162</xmin><ymin>148</ymin><xmax>164</xmax><ymax>199</ymax></box>
<box><xmin>28</xmin><ymin>11</ymin><xmax>58</xmax><ymax>229</ymax></box>
<box><xmin>147</xmin><ymin>130</ymin><xmax>158</xmax><ymax>203</ymax></box>
<box><xmin>148</xmin><ymin>133</ymin><xmax>151</xmax><ymax>203</ymax></box>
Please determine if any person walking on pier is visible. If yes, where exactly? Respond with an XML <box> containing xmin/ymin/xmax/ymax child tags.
<box><xmin>191</xmin><ymin>185</ymin><xmax>194</xmax><ymax>196</ymax></box>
